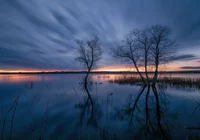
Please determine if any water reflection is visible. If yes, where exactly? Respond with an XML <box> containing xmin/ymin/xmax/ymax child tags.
<box><xmin>0</xmin><ymin>74</ymin><xmax>200</xmax><ymax>139</ymax></box>
<box><xmin>78</xmin><ymin>74</ymin><xmax>200</xmax><ymax>139</ymax></box>
<box><xmin>0</xmin><ymin>74</ymin><xmax>53</xmax><ymax>83</ymax></box>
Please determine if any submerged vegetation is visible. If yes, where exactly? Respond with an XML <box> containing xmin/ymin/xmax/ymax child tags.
<box><xmin>108</xmin><ymin>76</ymin><xmax>200</xmax><ymax>90</ymax></box>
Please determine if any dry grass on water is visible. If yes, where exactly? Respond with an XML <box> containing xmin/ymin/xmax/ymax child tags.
<box><xmin>108</xmin><ymin>76</ymin><xmax>200</xmax><ymax>90</ymax></box>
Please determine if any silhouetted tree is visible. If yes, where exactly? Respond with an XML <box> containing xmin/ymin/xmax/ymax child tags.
<box><xmin>149</xmin><ymin>25</ymin><xmax>176</xmax><ymax>86</ymax></box>
<box><xmin>112</xmin><ymin>25</ymin><xmax>176</xmax><ymax>139</ymax></box>
<box><xmin>112</xmin><ymin>25</ymin><xmax>176</xmax><ymax>84</ymax></box>
<box><xmin>111</xmin><ymin>32</ymin><xmax>145</xmax><ymax>83</ymax></box>
<box><xmin>75</xmin><ymin>36</ymin><xmax>103</xmax><ymax>123</ymax></box>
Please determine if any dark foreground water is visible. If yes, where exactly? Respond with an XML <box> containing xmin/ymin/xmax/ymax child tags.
<box><xmin>0</xmin><ymin>74</ymin><xmax>200</xmax><ymax>139</ymax></box>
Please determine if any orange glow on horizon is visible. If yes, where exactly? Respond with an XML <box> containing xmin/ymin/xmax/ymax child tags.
<box><xmin>94</xmin><ymin>64</ymin><xmax>180</xmax><ymax>72</ymax></box>
<box><xmin>94</xmin><ymin>66</ymin><xmax>136</xmax><ymax>72</ymax></box>
<box><xmin>0</xmin><ymin>62</ymin><xmax>189</xmax><ymax>73</ymax></box>
<box><xmin>0</xmin><ymin>69</ymin><xmax>60</xmax><ymax>73</ymax></box>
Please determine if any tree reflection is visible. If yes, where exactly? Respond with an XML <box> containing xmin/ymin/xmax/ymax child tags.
<box><xmin>75</xmin><ymin>77</ymin><xmax>102</xmax><ymax>128</ymax></box>
<box><xmin>75</xmin><ymin>36</ymin><xmax>103</xmax><ymax>124</ymax></box>
<box><xmin>111</xmin><ymin>84</ymin><xmax>180</xmax><ymax>139</ymax></box>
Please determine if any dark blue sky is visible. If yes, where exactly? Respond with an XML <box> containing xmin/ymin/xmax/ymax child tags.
<box><xmin>0</xmin><ymin>0</ymin><xmax>200</xmax><ymax>71</ymax></box>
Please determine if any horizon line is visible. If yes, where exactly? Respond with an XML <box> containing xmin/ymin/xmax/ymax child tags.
<box><xmin>0</xmin><ymin>70</ymin><xmax>200</xmax><ymax>74</ymax></box>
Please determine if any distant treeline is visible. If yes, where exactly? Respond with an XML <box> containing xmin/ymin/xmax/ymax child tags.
<box><xmin>0</xmin><ymin>70</ymin><xmax>200</xmax><ymax>75</ymax></box>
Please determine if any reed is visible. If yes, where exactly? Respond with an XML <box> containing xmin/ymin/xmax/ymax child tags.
<box><xmin>108</xmin><ymin>76</ymin><xmax>200</xmax><ymax>90</ymax></box>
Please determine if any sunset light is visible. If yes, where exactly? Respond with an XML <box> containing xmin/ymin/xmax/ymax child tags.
<box><xmin>1</xmin><ymin>0</ymin><xmax>200</xmax><ymax>139</ymax></box>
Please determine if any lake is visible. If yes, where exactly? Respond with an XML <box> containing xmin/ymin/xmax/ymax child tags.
<box><xmin>0</xmin><ymin>73</ymin><xmax>200</xmax><ymax>139</ymax></box>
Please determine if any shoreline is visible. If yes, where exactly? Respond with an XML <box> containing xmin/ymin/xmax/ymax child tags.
<box><xmin>0</xmin><ymin>71</ymin><xmax>200</xmax><ymax>75</ymax></box>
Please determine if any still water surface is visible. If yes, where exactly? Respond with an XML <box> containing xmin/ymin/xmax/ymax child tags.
<box><xmin>0</xmin><ymin>74</ymin><xmax>200</xmax><ymax>139</ymax></box>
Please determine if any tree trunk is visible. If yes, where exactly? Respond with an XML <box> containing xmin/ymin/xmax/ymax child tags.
<box><xmin>84</xmin><ymin>71</ymin><xmax>94</xmax><ymax>123</ymax></box>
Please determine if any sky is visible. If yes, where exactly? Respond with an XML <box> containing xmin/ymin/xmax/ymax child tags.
<box><xmin>0</xmin><ymin>0</ymin><xmax>200</xmax><ymax>72</ymax></box>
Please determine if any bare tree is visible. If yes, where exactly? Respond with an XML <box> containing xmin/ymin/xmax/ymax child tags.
<box><xmin>112</xmin><ymin>25</ymin><xmax>176</xmax><ymax>84</ymax></box>
<box><xmin>131</xmin><ymin>29</ymin><xmax>154</xmax><ymax>83</ymax></box>
<box><xmin>75</xmin><ymin>36</ymin><xmax>103</xmax><ymax>123</ymax></box>
<box><xmin>112</xmin><ymin>25</ymin><xmax>176</xmax><ymax>139</ymax></box>
<box><xmin>149</xmin><ymin>25</ymin><xmax>176</xmax><ymax>86</ymax></box>
<box><xmin>111</xmin><ymin>32</ymin><xmax>145</xmax><ymax>83</ymax></box>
